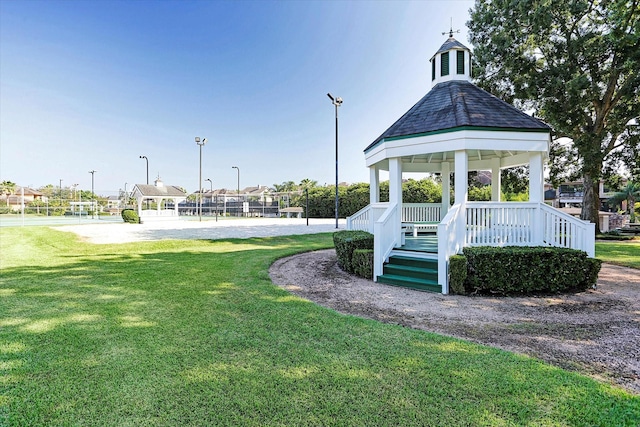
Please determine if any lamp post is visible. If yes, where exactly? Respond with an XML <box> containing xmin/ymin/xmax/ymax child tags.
<box><xmin>232</xmin><ymin>166</ymin><xmax>240</xmax><ymax>217</ymax></box>
<box><xmin>327</xmin><ymin>93</ymin><xmax>342</xmax><ymax>229</ymax></box>
<box><xmin>59</xmin><ymin>179</ymin><xmax>63</xmax><ymax>206</ymax></box>
<box><xmin>196</xmin><ymin>137</ymin><xmax>207</xmax><ymax>221</ymax></box>
<box><xmin>88</xmin><ymin>170</ymin><xmax>96</xmax><ymax>219</ymax></box>
<box><xmin>205</xmin><ymin>178</ymin><xmax>216</xmax><ymax>221</ymax></box>
<box><xmin>72</xmin><ymin>183</ymin><xmax>78</xmax><ymax>216</ymax></box>
<box><xmin>124</xmin><ymin>182</ymin><xmax>128</xmax><ymax>209</ymax></box>
<box><xmin>139</xmin><ymin>155</ymin><xmax>149</xmax><ymax>210</ymax></box>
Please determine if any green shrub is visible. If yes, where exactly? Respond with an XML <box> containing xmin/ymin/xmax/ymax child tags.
<box><xmin>462</xmin><ymin>246</ymin><xmax>601</xmax><ymax>296</ymax></box>
<box><xmin>448</xmin><ymin>255</ymin><xmax>467</xmax><ymax>295</ymax></box>
<box><xmin>121</xmin><ymin>209</ymin><xmax>140</xmax><ymax>224</ymax></box>
<box><xmin>352</xmin><ymin>249</ymin><xmax>373</xmax><ymax>279</ymax></box>
<box><xmin>333</xmin><ymin>230</ymin><xmax>374</xmax><ymax>273</ymax></box>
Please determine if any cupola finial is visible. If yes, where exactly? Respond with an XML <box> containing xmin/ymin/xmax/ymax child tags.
<box><xmin>442</xmin><ymin>18</ymin><xmax>460</xmax><ymax>38</ymax></box>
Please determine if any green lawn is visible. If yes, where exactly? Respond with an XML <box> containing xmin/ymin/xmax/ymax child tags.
<box><xmin>596</xmin><ymin>240</ymin><xmax>640</xmax><ymax>269</ymax></box>
<box><xmin>1</xmin><ymin>228</ymin><xmax>639</xmax><ymax>426</ymax></box>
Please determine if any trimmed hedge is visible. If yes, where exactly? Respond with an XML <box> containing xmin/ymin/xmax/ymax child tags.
<box><xmin>352</xmin><ymin>249</ymin><xmax>374</xmax><ymax>279</ymax></box>
<box><xmin>448</xmin><ymin>255</ymin><xmax>468</xmax><ymax>295</ymax></box>
<box><xmin>460</xmin><ymin>246</ymin><xmax>601</xmax><ymax>296</ymax></box>
<box><xmin>121</xmin><ymin>209</ymin><xmax>140</xmax><ymax>224</ymax></box>
<box><xmin>333</xmin><ymin>230</ymin><xmax>374</xmax><ymax>274</ymax></box>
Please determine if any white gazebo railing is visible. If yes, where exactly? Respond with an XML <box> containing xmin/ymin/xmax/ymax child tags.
<box><xmin>540</xmin><ymin>203</ymin><xmax>595</xmax><ymax>257</ymax></box>
<box><xmin>348</xmin><ymin>201</ymin><xmax>596</xmax><ymax>293</ymax></box>
<box><xmin>347</xmin><ymin>203</ymin><xmax>442</xmax><ymax>232</ymax></box>
<box><xmin>373</xmin><ymin>202</ymin><xmax>399</xmax><ymax>278</ymax></box>
<box><xmin>464</xmin><ymin>202</ymin><xmax>594</xmax><ymax>256</ymax></box>
<box><xmin>402</xmin><ymin>203</ymin><xmax>442</xmax><ymax>223</ymax></box>
<box><xmin>347</xmin><ymin>203</ymin><xmax>389</xmax><ymax>232</ymax></box>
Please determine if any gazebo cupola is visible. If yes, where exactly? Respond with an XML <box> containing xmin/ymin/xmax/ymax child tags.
<box><xmin>429</xmin><ymin>32</ymin><xmax>472</xmax><ymax>87</ymax></box>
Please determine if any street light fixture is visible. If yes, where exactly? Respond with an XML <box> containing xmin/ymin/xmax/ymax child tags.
<box><xmin>88</xmin><ymin>170</ymin><xmax>96</xmax><ymax>219</ymax></box>
<box><xmin>196</xmin><ymin>137</ymin><xmax>207</xmax><ymax>221</ymax></box>
<box><xmin>232</xmin><ymin>166</ymin><xmax>240</xmax><ymax>217</ymax></box>
<box><xmin>327</xmin><ymin>93</ymin><xmax>343</xmax><ymax>229</ymax></box>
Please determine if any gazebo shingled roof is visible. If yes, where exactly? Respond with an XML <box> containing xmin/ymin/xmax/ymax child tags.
<box><xmin>365</xmin><ymin>80</ymin><xmax>550</xmax><ymax>152</ymax></box>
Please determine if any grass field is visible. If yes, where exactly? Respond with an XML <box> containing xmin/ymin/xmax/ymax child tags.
<box><xmin>596</xmin><ymin>240</ymin><xmax>640</xmax><ymax>269</ymax></box>
<box><xmin>1</xmin><ymin>227</ymin><xmax>639</xmax><ymax>426</ymax></box>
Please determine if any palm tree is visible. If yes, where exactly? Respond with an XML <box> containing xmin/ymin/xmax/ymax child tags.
<box><xmin>0</xmin><ymin>181</ymin><xmax>16</xmax><ymax>207</ymax></box>
<box><xmin>299</xmin><ymin>178</ymin><xmax>318</xmax><ymax>190</ymax></box>
<box><xmin>611</xmin><ymin>182</ymin><xmax>640</xmax><ymax>223</ymax></box>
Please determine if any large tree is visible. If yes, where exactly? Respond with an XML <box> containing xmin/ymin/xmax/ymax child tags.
<box><xmin>468</xmin><ymin>0</ymin><xmax>640</xmax><ymax>232</ymax></box>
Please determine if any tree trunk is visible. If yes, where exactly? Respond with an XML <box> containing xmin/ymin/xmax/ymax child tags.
<box><xmin>581</xmin><ymin>174</ymin><xmax>601</xmax><ymax>235</ymax></box>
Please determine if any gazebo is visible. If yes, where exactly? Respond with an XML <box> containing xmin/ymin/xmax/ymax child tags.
<box><xmin>131</xmin><ymin>177</ymin><xmax>187</xmax><ymax>222</ymax></box>
<box><xmin>347</xmin><ymin>35</ymin><xmax>594</xmax><ymax>294</ymax></box>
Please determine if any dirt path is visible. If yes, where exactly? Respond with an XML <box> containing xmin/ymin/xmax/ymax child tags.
<box><xmin>269</xmin><ymin>249</ymin><xmax>640</xmax><ymax>394</ymax></box>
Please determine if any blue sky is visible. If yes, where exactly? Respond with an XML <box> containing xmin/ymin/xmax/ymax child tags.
<box><xmin>1</xmin><ymin>0</ymin><xmax>474</xmax><ymax>195</ymax></box>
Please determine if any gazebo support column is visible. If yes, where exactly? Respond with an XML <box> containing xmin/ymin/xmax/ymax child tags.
<box><xmin>441</xmin><ymin>162</ymin><xmax>450</xmax><ymax>216</ymax></box>
<box><xmin>529</xmin><ymin>152</ymin><xmax>544</xmax><ymax>244</ymax></box>
<box><xmin>528</xmin><ymin>152</ymin><xmax>544</xmax><ymax>203</ymax></box>
<box><xmin>369</xmin><ymin>165</ymin><xmax>380</xmax><ymax>204</ymax></box>
<box><xmin>454</xmin><ymin>150</ymin><xmax>468</xmax><ymax>246</ymax></box>
<box><xmin>389</xmin><ymin>158</ymin><xmax>403</xmax><ymax>244</ymax></box>
<box><xmin>491</xmin><ymin>157</ymin><xmax>501</xmax><ymax>202</ymax></box>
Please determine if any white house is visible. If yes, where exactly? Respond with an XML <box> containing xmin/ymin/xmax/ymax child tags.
<box><xmin>131</xmin><ymin>177</ymin><xmax>187</xmax><ymax>222</ymax></box>
<box><xmin>347</xmin><ymin>35</ymin><xmax>595</xmax><ymax>294</ymax></box>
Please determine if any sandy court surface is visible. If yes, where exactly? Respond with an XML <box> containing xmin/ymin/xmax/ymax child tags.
<box><xmin>270</xmin><ymin>249</ymin><xmax>640</xmax><ymax>394</ymax></box>
<box><xmin>55</xmin><ymin>218</ymin><xmax>346</xmax><ymax>243</ymax></box>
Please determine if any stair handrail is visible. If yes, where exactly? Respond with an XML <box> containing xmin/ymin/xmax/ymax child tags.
<box><xmin>437</xmin><ymin>202</ymin><xmax>463</xmax><ymax>294</ymax></box>
<box><xmin>373</xmin><ymin>202</ymin><xmax>399</xmax><ymax>279</ymax></box>
<box><xmin>539</xmin><ymin>203</ymin><xmax>595</xmax><ymax>256</ymax></box>
<box><xmin>346</xmin><ymin>202</ymin><xmax>389</xmax><ymax>232</ymax></box>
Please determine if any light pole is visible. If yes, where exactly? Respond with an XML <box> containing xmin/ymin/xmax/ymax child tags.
<box><xmin>59</xmin><ymin>179</ymin><xmax>63</xmax><ymax>206</ymax></box>
<box><xmin>232</xmin><ymin>166</ymin><xmax>240</xmax><ymax>217</ymax></box>
<box><xmin>72</xmin><ymin>183</ymin><xmax>78</xmax><ymax>216</ymax></box>
<box><xmin>327</xmin><ymin>93</ymin><xmax>342</xmax><ymax>229</ymax></box>
<box><xmin>123</xmin><ymin>182</ymin><xmax>128</xmax><ymax>209</ymax></box>
<box><xmin>88</xmin><ymin>170</ymin><xmax>96</xmax><ymax>219</ymax></box>
<box><xmin>196</xmin><ymin>137</ymin><xmax>207</xmax><ymax>221</ymax></box>
<box><xmin>139</xmin><ymin>156</ymin><xmax>149</xmax><ymax>185</ymax></box>
<box><xmin>139</xmin><ymin>155</ymin><xmax>149</xmax><ymax>210</ymax></box>
<box><xmin>205</xmin><ymin>178</ymin><xmax>216</xmax><ymax>221</ymax></box>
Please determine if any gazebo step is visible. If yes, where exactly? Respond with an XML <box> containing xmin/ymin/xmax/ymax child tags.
<box><xmin>377</xmin><ymin>255</ymin><xmax>441</xmax><ymax>293</ymax></box>
<box><xmin>376</xmin><ymin>274</ymin><xmax>442</xmax><ymax>293</ymax></box>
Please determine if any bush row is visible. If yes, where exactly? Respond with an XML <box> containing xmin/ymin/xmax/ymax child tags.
<box><xmin>333</xmin><ymin>231</ymin><xmax>373</xmax><ymax>278</ymax></box>
<box><xmin>448</xmin><ymin>246</ymin><xmax>601</xmax><ymax>296</ymax></box>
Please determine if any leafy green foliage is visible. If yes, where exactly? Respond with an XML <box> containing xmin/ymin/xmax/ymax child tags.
<box><xmin>448</xmin><ymin>255</ymin><xmax>468</xmax><ymax>295</ymax></box>
<box><xmin>333</xmin><ymin>230</ymin><xmax>374</xmax><ymax>273</ymax></box>
<box><xmin>468</xmin><ymin>185</ymin><xmax>492</xmax><ymax>201</ymax></box>
<box><xmin>121</xmin><ymin>209</ymin><xmax>140</xmax><ymax>224</ymax></box>
<box><xmin>352</xmin><ymin>249</ymin><xmax>374</xmax><ymax>279</ymax></box>
<box><xmin>290</xmin><ymin>179</ymin><xmax>441</xmax><ymax>219</ymax></box>
<box><xmin>468</xmin><ymin>0</ymin><xmax>640</xmax><ymax>230</ymax></box>
<box><xmin>461</xmin><ymin>246</ymin><xmax>602</xmax><ymax>295</ymax></box>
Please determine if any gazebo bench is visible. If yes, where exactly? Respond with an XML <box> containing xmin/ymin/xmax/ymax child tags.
<box><xmin>402</xmin><ymin>221</ymin><xmax>439</xmax><ymax>237</ymax></box>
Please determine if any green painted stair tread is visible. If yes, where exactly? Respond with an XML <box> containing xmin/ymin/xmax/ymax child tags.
<box><xmin>383</xmin><ymin>264</ymin><xmax>438</xmax><ymax>280</ymax></box>
<box><xmin>377</xmin><ymin>274</ymin><xmax>442</xmax><ymax>292</ymax></box>
<box><xmin>386</xmin><ymin>255</ymin><xmax>438</xmax><ymax>267</ymax></box>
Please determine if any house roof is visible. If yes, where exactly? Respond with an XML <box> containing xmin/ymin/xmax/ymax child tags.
<box><xmin>365</xmin><ymin>80</ymin><xmax>550</xmax><ymax>153</ymax></box>
<box><xmin>133</xmin><ymin>184</ymin><xmax>186</xmax><ymax>198</ymax></box>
